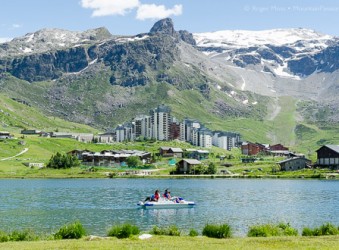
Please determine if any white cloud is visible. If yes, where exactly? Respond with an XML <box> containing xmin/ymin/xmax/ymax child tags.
<box><xmin>0</xmin><ymin>38</ymin><xmax>12</xmax><ymax>43</ymax></box>
<box><xmin>81</xmin><ymin>0</ymin><xmax>140</xmax><ymax>17</ymax></box>
<box><xmin>12</xmin><ymin>24</ymin><xmax>22</xmax><ymax>28</ymax></box>
<box><xmin>80</xmin><ymin>0</ymin><xmax>183</xmax><ymax>20</ymax></box>
<box><xmin>136</xmin><ymin>4</ymin><xmax>183</xmax><ymax>20</ymax></box>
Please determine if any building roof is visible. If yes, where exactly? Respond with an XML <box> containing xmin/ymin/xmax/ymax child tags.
<box><xmin>185</xmin><ymin>148</ymin><xmax>197</xmax><ymax>152</ymax></box>
<box><xmin>181</xmin><ymin>159</ymin><xmax>202</xmax><ymax>165</ymax></box>
<box><xmin>197</xmin><ymin>150</ymin><xmax>209</xmax><ymax>154</ymax></box>
<box><xmin>169</xmin><ymin>147</ymin><xmax>183</xmax><ymax>153</ymax></box>
<box><xmin>318</xmin><ymin>145</ymin><xmax>339</xmax><ymax>154</ymax></box>
<box><xmin>277</xmin><ymin>157</ymin><xmax>310</xmax><ymax>164</ymax></box>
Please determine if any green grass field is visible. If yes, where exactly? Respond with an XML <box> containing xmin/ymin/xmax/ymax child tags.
<box><xmin>1</xmin><ymin>235</ymin><xmax>338</xmax><ymax>250</ymax></box>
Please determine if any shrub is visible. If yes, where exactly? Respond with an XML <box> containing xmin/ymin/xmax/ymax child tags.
<box><xmin>302</xmin><ymin>223</ymin><xmax>339</xmax><ymax>236</ymax></box>
<box><xmin>107</xmin><ymin>224</ymin><xmax>140</xmax><ymax>239</ymax></box>
<box><xmin>278</xmin><ymin>223</ymin><xmax>298</xmax><ymax>236</ymax></box>
<box><xmin>302</xmin><ymin>227</ymin><xmax>315</xmax><ymax>236</ymax></box>
<box><xmin>54</xmin><ymin>221</ymin><xmax>86</xmax><ymax>239</ymax></box>
<box><xmin>151</xmin><ymin>225</ymin><xmax>181</xmax><ymax>236</ymax></box>
<box><xmin>319</xmin><ymin>223</ymin><xmax>339</xmax><ymax>236</ymax></box>
<box><xmin>125</xmin><ymin>156</ymin><xmax>142</xmax><ymax>168</ymax></box>
<box><xmin>207</xmin><ymin>162</ymin><xmax>217</xmax><ymax>174</ymax></box>
<box><xmin>47</xmin><ymin>152</ymin><xmax>80</xmax><ymax>169</ymax></box>
<box><xmin>0</xmin><ymin>231</ymin><xmax>9</xmax><ymax>242</ymax></box>
<box><xmin>189</xmin><ymin>229</ymin><xmax>199</xmax><ymax>237</ymax></box>
<box><xmin>248</xmin><ymin>223</ymin><xmax>298</xmax><ymax>237</ymax></box>
<box><xmin>202</xmin><ymin>223</ymin><xmax>232</xmax><ymax>238</ymax></box>
<box><xmin>9</xmin><ymin>229</ymin><xmax>39</xmax><ymax>241</ymax></box>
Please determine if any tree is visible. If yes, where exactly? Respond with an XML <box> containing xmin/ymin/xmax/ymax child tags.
<box><xmin>190</xmin><ymin>165</ymin><xmax>207</xmax><ymax>175</ymax></box>
<box><xmin>207</xmin><ymin>162</ymin><xmax>217</xmax><ymax>174</ymax></box>
<box><xmin>125</xmin><ymin>156</ymin><xmax>142</xmax><ymax>168</ymax></box>
<box><xmin>46</xmin><ymin>152</ymin><xmax>80</xmax><ymax>169</ymax></box>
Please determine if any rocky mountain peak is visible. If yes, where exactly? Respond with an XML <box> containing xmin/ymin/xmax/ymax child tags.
<box><xmin>149</xmin><ymin>18</ymin><xmax>175</xmax><ymax>36</ymax></box>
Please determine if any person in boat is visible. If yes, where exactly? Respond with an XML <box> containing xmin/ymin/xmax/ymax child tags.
<box><xmin>163</xmin><ymin>189</ymin><xmax>171</xmax><ymax>199</ymax></box>
<box><xmin>150</xmin><ymin>189</ymin><xmax>160</xmax><ymax>202</ymax></box>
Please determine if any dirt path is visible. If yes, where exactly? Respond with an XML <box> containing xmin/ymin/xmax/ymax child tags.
<box><xmin>0</xmin><ymin>148</ymin><xmax>29</xmax><ymax>161</ymax></box>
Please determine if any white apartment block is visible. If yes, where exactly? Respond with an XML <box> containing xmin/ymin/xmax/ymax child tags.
<box><xmin>151</xmin><ymin>105</ymin><xmax>171</xmax><ymax>141</ymax></box>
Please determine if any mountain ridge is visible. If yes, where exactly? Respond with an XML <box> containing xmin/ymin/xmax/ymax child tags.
<box><xmin>0</xmin><ymin>18</ymin><xmax>339</xmax><ymax>149</ymax></box>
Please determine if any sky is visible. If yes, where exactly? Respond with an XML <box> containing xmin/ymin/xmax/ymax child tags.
<box><xmin>1</xmin><ymin>0</ymin><xmax>339</xmax><ymax>42</ymax></box>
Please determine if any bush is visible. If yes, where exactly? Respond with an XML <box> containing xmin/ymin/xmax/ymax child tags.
<box><xmin>54</xmin><ymin>221</ymin><xmax>86</xmax><ymax>239</ymax></box>
<box><xmin>151</xmin><ymin>225</ymin><xmax>181</xmax><ymax>236</ymax></box>
<box><xmin>207</xmin><ymin>162</ymin><xmax>217</xmax><ymax>174</ymax></box>
<box><xmin>189</xmin><ymin>229</ymin><xmax>199</xmax><ymax>237</ymax></box>
<box><xmin>107</xmin><ymin>224</ymin><xmax>140</xmax><ymax>239</ymax></box>
<box><xmin>202</xmin><ymin>223</ymin><xmax>232</xmax><ymax>238</ymax></box>
<box><xmin>302</xmin><ymin>223</ymin><xmax>339</xmax><ymax>236</ymax></box>
<box><xmin>0</xmin><ymin>230</ymin><xmax>9</xmax><ymax>242</ymax></box>
<box><xmin>125</xmin><ymin>156</ymin><xmax>142</xmax><ymax>168</ymax></box>
<box><xmin>47</xmin><ymin>152</ymin><xmax>80</xmax><ymax>169</ymax></box>
<box><xmin>9</xmin><ymin>229</ymin><xmax>39</xmax><ymax>241</ymax></box>
<box><xmin>248</xmin><ymin>223</ymin><xmax>298</xmax><ymax>237</ymax></box>
<box><xmin>302</xmin><ymin>227</ymin><xmax>314</xmax><ymax>236</ymax></box>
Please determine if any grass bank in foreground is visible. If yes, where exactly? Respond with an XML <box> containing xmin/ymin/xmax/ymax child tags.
<box><xmin>1</xmin><ymin>235</ymin><xmax>339</xmax><ymax>250</ymax></box>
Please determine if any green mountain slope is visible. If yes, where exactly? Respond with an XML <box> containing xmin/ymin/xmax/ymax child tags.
<box><xmin>0</xmin><ymin>93</ymin><xmax>97</xmax><ymax>134</ymax></box>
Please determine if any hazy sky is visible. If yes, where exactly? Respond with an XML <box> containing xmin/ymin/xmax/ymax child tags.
<box><xmin>1</xmin><ymin>0</ymin><xmax>339</xmax><ymax>42</ymax></box>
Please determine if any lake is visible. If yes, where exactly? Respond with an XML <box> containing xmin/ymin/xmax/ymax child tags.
<box><xmin>0</xmin><ymin>178</ymin><xmax>338</xmax><ymax>236</ymax></box>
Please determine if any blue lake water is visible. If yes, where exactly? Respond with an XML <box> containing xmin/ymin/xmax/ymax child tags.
<box><xmin>0</xmin><ymin>178</ymin><xmax>338</xmax><ymax>236</ymax></box>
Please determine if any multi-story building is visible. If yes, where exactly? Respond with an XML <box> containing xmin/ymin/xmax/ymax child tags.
<box><xmin>150</xmin><ymin>105</ymin><xmax>171</xmax><ymax>141</ymax></box>
<box><xmin>198</xmin><ymin>127</ymin><xmax>213</xmax><ymax>148</ymax></box>
<box><xmin>110</xmin><ymin>105</ymin><xmax>240</xmax><ymax>149</ymax></box>
<box><xmin>180</xmin><ymin>119</ymin><xmax>201</xmax><ymax>142</ymax></box>
<box><xmin>212</xmin><ymin>131</ymin><xmax>241</xmax><ymax>151</ymax></box>
<box><xmin>115</xmin><ymin>125</ymin><xmax>125</xmax><ymax>142</ymax></box>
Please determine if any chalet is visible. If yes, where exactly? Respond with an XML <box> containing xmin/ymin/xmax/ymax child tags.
<box><xmin>316</xmin><ymin>145</ymin><xmax>339</xmax><ymax>169</ymax></box>
<box><xmin>241</xmin><ymin>142</ymin><xmax>266</xmax><ymax>156</ymax></box>
<box><xmin>159</xmin><ymin>147</ymin><xmax>171</xmax><ymax>157</ymax></box>
<box><xmin>68</xmin><ymin>149</ymin><xmax>92</xmax><ymax>160</ymax></box>
<box><xmin>0</xmin><ymin>131</ymin><xmax>12</xmax><ymax>139</ymax></box>
<box><xmin>176</xmin><ymin>159</ymin><xmax>202</xmax><ymax>174</ymax></box>
<box><xmin>80</xmin><ymin>149</ymin><xmax>151</xmax><ymax>167</ymax></box>
<box><xmin>168</xmin><ymin>148</ymin><xmax>183</xmax><ymax>158</ymax></box>
<box><xmin>186</xmin><ymin>149</ymin><xmax>209</xmax><ymax>160</ymax></box>
<box><xmin>277</xmin><ymin>157</ymin><xmax>311</xmax><ymax>171</ymax></box>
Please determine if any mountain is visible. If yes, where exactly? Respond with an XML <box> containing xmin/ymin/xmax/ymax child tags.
<box><xmin>194</xmin><ymin>28</ymin><xmax>337</xmax><ymax>78</ymax></box>
<box><xmin>194</xmin><ymin>28</ymin><xmax>339</xmax><ymax>124</ymax></box>
<box><xmin>0</xmin><ymin>18</ymin><xmax>256</xmax><ymax>129</ymax></box>
<box><xmin>0</xmin><ymin>19</ymin><xmax>338</xmax><ymax>150</ymax></box>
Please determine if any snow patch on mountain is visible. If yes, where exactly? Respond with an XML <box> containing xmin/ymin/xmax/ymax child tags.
<box><xmin>194</xmin><ymin>28</ymin><xmax>336</xmax><ymax>79</ymax></box>
<box><xmin>194</xmin><ymin>28</ymin><xmax>332</xmax><ymax>48</ymax></box>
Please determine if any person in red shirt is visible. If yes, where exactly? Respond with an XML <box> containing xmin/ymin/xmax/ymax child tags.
<box><xmin>151</xmin><ymin>190</ymin><xmax>160</xmax><ymax>202</ymax></box>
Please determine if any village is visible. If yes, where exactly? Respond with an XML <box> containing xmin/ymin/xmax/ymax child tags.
<box><xmin>1</xmin><ymin>104</ymin><xmax>339</xmax><ymax>176</ymax></box>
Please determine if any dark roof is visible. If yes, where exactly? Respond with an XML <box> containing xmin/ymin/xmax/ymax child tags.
<box><xmin>317</xmin><ymin>145</ymin><xmax>339</xmax><ymax>154</ymax></box>
<box><xmin>180</xmin><ymin>159</ymin><xmax>202</xmax><ymax>165</ymax></box>
<box><xmin>277</xmin><ymin>157</ymin><xmax>309</xmax><ymax>164</ymax></box>
<box><xmin>169</xmin><ymin>147</ymin><xmax>183</xmax><ymax>153</ymax></box>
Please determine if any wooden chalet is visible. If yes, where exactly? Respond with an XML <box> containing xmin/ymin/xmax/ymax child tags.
<box><xmin>176</xmin><ymin>159</ymin><xmax>202</xmax><ymax>174</ymax></box>
<box><xmin>316</xmin><ymin>145</ymin><xmax>339</xmax><ymax>169</ymax></box>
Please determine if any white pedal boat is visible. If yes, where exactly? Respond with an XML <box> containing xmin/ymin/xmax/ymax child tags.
<box><xmin>137</xmin><ymin>198</ymin><xmax>195</xmax><ymax>209</ymax></box>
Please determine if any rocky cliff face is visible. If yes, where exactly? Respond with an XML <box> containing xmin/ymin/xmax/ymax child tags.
<box><xmin>0</xmin><ymin>18</ymin><xmax>196</xmax><ymax>84</ymax></box>
<box><xmin>1</xmin><ymin>18</ymin><xmax>252</xmax><ymax>128</ymax></box>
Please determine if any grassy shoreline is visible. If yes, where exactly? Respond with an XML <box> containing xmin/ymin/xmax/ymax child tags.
<box><xmin>1</xmin><ymin>235</ymin><xmax>339</xmax><ymax>250</ymax></box>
